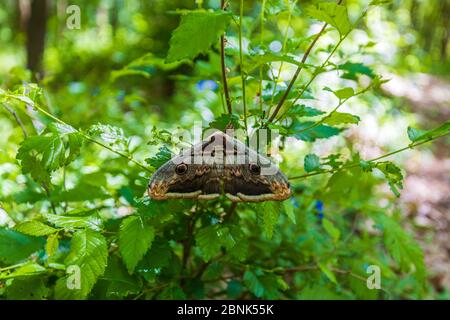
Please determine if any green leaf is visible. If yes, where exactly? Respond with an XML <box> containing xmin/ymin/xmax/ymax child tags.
<box><xmin>0</xmin><ymin>262</ymin><xmax>46</xmax><ymax>280</ymax></box>
<box><xmin>43</xmin><ymin>213</ymin><xmax>102</xmax><ymax>231</ymax></box>
<box><xmin>245</xmin><ymin>52</ymin><xmax>311</xmax><ymax>72</ymax></box>
<box><xmin>208</xmin><ymin>113</ymin><xmax>242</xmax><ymax>131</ymax></box>
<box><xmin>318</xmin><ymin>262</ymin><xmax>338</xmax><ymax>284</ymax></box>
<box><xmin>323</xmin><ymin>112</ymin><xmax>360</xmax><ymax>126</ymax></box>
<box><xmin>283</xmin><ymin>199</ymin><xmax>296</xmax><ymax>224</ymax></box>
<box><xmin>259</xmin><ymin>202</ymin><xmax>281</xmax><ymax>239</ymax></box>
<box><xmin>322</xmin><ymin>218</ymin><xmax>341</xmax><ymax>242</ymax></box>
<box><xmin>338</xmin><ymin>62</ymin><xmax>375</xmax><ymax>80</ymax></box>
<box><xmin>145</xmin><ymin>146</ymin><xmax>173</xmax><ymax>169</ymax></box>
<box><xmin>291</xmin><ymin>121</ymin><xmax>340</xmax><ymax>142</ymax></box>
<box><xmin>201</xmin><ymin>261</ymin><xmax>224</xmax><ymax>281</ymax></box>
<box><xmin>16</xmin><ymin>124</ymin><xmax>83</xmax><ymax>176</ymax></box>
<box><xmin>46</xmin><ymin>233</ymin><xmax>59</xmax><ymax>257</ymax></box>
<box><xmin>407</xmin><ymin>121</ymin><xmax>450</xmax><ymax>143</ymax></box>
<box><xmin>306</xmin><ymin>3</ymin><xmax>352</xmax><ymax>36</ymax></box>
<box><xmin>376</xmin><ymin>161</ymin><xmax>403</xmax><ymax>197</ymax></box>
<box><xmin>137</xmin><ymin>241</ymin><xmax>173</xmax><ymax>272</ymax></box>
<box><xmin>158</xmin><ymin>285</ymin><xmax>187</xmax><ymax>299</ymax></box>
<box><xmin>376</xmin><ymin>214</ymin><xmax>426</xmax><ymax>286</ymax></box>
<box><xmin>14</xmin><ymin>221</ymin><xmax>57</xmax><ymax>236</ymax></box>
<box><xmin>87</xmin><ymin>123</ymin><xmax>129</xmax><ymax>151</ymax></box>
<box><xmin>111</xmin><ymin>53</ymin><xmax>185</xmax><ymax>81</ymax></box>
<box><xmin>0</xmin><ymin>228</ymin><xmax>44</xmax><ymax>264</ymax></box>
<box><xmin>166</xmin><ymin>10</ymin><xmax>232</xmax><ymax>63</ymax></box>
<box><xmin>299</xmin><ymin>285</ymin><xmax>342</xmax><ymax>299</ymax></box>
<box><xmin>119</xmin><ymin>216</ymin><xmax>155</xmax><ymax>274</ymax></box>
<box><xmin>54</xmin><ymin>229</ymin><xmax>108</xmax><ymax>299</ymax></box>
<box><xmin>196</xmin><ymin>225</ymin><xmax>234</xmax><ymax>261</ymax></box>
<box><xmin>243</xmin><ymin>269</ymin><xmax>288</xmax><ymax>299</ymax></box>
<box><xmin>287</xmin><ymin>104</ymin><xmax>325</xmax><ymax>118</ymax></box>
<box><xmin>6</xmin><ymin>277</ymin><xmax>49</xmax><ymax>300</ymax></box>
<box><xmin>101</xmin><ymin>255</ymin><xmax>142</xmax><ymax>298</ymax></box>
<box><xmin>370</xmin><ymin>0</ymin><xmax>392</xmax><ymax>5</ymax></box>
<box><xmin>324</xmin><ymin>86</ymin><xmax>355</xmax><ymax>100</ymax></box>
<box><xmin>227</xmin><ymin>280</ymin><xmax>244</xmax><ymax>299</ymax></box>
<box><xmin>407</xmin><ymin>127</ymin><xmax>428</xmax><ymax>142</ymax></box>
<box><xmin>304</xmin><ymin>153</ymin><xmax>321</xmax><ymax>172</ymax></box>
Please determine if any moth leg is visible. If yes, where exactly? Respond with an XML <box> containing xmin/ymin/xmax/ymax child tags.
<box><xmin>225</xmin><ymin>193</ymin><xmax>242</xmax><ymax>202</ymax></box>
<box><xmin>198</xmin><ymin>193</ymin><xmax>220</xmax><ymax>200</ymax></box>
<box><xmin>236</xmin><ymin>193</ymin><xmax>280</xmax><ymax>202</ymax></box>
<box><xmin>164</xmin><ymin>190</ymin><xmax>202</xmax><ymax>199</ymax></box>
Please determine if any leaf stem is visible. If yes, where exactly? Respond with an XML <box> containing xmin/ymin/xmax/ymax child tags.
<box><xmin>268</xmin><ymin>0</ymin><xmax>297</xmax><ymax>110</ymax></box>
<box><xmin>0</xmin><ymin>262</ymin><xmax>28</xmax><ymax>272</ymax></box>
<box><xmin>220</xmin><ymin>0</ymin><xmax>232</xmax><ymax>114</ymax></box>
<box><xmin>239</xmin><ymin>0</ymin><xmax>248</xmax><ymax>132</ymax></box>
<box><xmin>266</xmin><ymin>0</ymin><xmax>343</xmax><ymax>124</ymax></box>
<box><xmin>31</xmin><ymin>103</ymin><xmax>152</xmax><ymax>173</ymax></box>
<box><xmin>288</xmin><ymin>130</ymin><xmax>450</xmax><ymax>180</ymax></box>
<box><xmin>258</xmin><ymin>0</ymin><xmax>266</xmax><ymax>114</ymax></box>
<box><xmin>290</xmin><ymin>85</ymin><xmax>371</xmax><ymax>135</ymax></box>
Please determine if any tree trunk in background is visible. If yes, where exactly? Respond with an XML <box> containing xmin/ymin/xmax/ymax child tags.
<box><xmin>26</xmin><ymin>0</ymin><xmax>48</xmax><ymax>77</ymax></box>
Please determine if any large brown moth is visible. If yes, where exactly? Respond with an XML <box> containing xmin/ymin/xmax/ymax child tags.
<box><xmin>148</xmin><ymin>131</ymin><xmax>291</xmax><ymax>202</ymax></box>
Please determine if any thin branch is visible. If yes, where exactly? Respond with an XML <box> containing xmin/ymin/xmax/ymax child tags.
<box><xmin>181</xmin><ymin>205</ymin><xmax>200</xmax><ymax>278</ymax></box>
<box><xmin>268</xmin><ymin>0</ymin><xmax>297</xmax><ymax>110</ymax></box>
<box><xmin>220</xmin><ymin>0</ymin><xmax>232</xmax><ymax>114</ymax></box>
<box><xmin>289</xmin><ymin>85</ymin><xmax>371</xmax><ymax>135</ymax></box>
<box><xmin>275</xmin><ymin>8</ymin><xmax>369</xmax><ymax>123</ymax></box>
<box><xmin>27</xmin><ymin>102</ymin><xmax>152</xmax><ymax>173</ymax></box>
<box><xmin>41</xmin><ymin>183</ymin><xmax>57</xmax><ymax>215</ymax></box>
<box><xmin>258</xmin><ymin>0</ymin><xmax>266</xmax><ymax>114</ymax></box>
<box><xmin>266</xmin><ymin>24</ymin><xmax>328</xmax><ymax>123</ymax></box>
<box><xmin>288</xmin><ymin>130</ymin><xmax>450</xmax><ymax>180</ymax></box>
<box><xmin>2</xmin><ymin>103</ymin><xmax>28</xmax><ymax>138</ymax></box>
<box><xmin>239</xmin><ymin>0</ymin><xmax>248</xmax><ymax>132</ymax></box>
<box><xmin>223</xmin><ymin>202</ymin><xmax>237</xmax><ymax>223</ymax></box>
<box><xmin>266</xmin><ymin>0</ymin><xmax>343</xmax><ymax>124</ymax></box>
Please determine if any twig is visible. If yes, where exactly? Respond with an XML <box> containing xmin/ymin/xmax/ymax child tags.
<box><xmin>288</xmin><ymin>131</ymin><xmax>450</xmax><ymax>180</ymax></box>
<box><xmin>289</xmin><ymin>85</ymin><xmax>371</xmax><ymax>135</ymax></box>
<box><xmin>181</xmin><ymin>204</ymin><xmax>200</xmax><ymax>278</ymax></box>
<box><xmin>239</xmin><ymin>0</ymin><xmax>248</xmax><ymax>132</ymax></box>
<box><xmin>23</xmin><ymin>100</ymin><xmax>151</xmax><ymax>173</ymax></box>
<box><xmin>275</xmin><ymin>8</ymin><xmax>369</xmax><ymax>123</ymax></box>
<box><xmin>268</xmin><ymin>0</ymin><xmax>297</xmax><ymax>110</ymax></box>
<box><xmin>41</xmin><ymin>183</ymin><xmax>57</xmax><ymax>215</ymax></box>
<box><xmin>223</xmin><ymin>202</ymin><xmax>237</xmax><ymax>222</ymax></box>
<box><xmin>220</xmin><ymin>0</ymin><xmax>232</xmax><ymax>114</ymax></box>
<box><xmin>258</xmin><ymin>0</ymin><xmax>266</xmax><ymax>114</ymax></box>
<box><xmin>266</xmin><ymin>0</ymin><xmax>343</xmax><ymax>124</ymax></box>
<box><xmin>2</xmin><ymin>103</ymin><xmax>28</xmax><ymax>138</ymax></box>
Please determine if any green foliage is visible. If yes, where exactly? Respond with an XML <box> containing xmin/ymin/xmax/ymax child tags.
<box><xmin>166</xmin><ymin>10</ymin><xmax>232</xmax><ymax>63</ymax></box>
<box><xmin>145</xmin><ymin>146</ymin><xmax>172</xmax><ymax>170</ymax></box>
<box><xmin>243</xmin><ymin>269</ymin><xmax>288</xmax><ymax>299</ymax></box>
<box><xmin>55</xmin><ymin>229</ymin><xmax>108</xmax><ymax>299</ymax></box>
<box><xmin>375</xmin><ymin>214</ymin><xmax>426</xmax><ymax>287</ymax></box>
<box><xmin>291</xmin><ymin>121</ymin><xmax>341</xmax><ymax>142</ymax></box>
<box><xmin>323</xmin><ymin>112</ymin><xmax>360</xmax><ymax>126</ymax></box>
<box><xmin>0</xmin><ymin>229</ymin><xmax>44</xmax><ymax>264</ymax></box>
<box><xmin>306</xmin><ymin>3</ymin><xmax>352</xmax><ymax>37</ymax></box>
<box><xmin>304</xmin><ymin>153</ymin><xmax>321</xmax><ymax>172</ymax></box>
<box><xmin>0</xmin><ymin>0</ymin><xmax>447</xmax><ymax>301</ymax></box>
<box><xmin>407</xmin><ymin>121</ymin><xmax>450</xmax><ymax>143</ymax></box>
<box><xmin>119</xmin><ymin>215</ymin><xmax>155</xmax><ymax>274</ymax></box>
<box><xmin>14</xmin><ymin>221</ymin><xmax>57</xmax><ymax>236</ymax></box>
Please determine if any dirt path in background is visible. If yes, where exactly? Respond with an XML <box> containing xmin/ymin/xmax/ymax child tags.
<box><xmin>383</xmin><ymin>73</ymin><xmax>450</xmax><ymax>292</ymax></box>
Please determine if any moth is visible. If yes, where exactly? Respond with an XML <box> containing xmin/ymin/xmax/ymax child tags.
<box><xmin>148</xmin><ymin>131</ymin><xmax>291</xmax><ymax>202</ymax></box>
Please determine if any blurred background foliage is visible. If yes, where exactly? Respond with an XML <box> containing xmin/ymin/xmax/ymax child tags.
<box><xmin>0</xmin><ymin>0</ymin><xmax>449</xmax><ymax>300</ymax></box>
